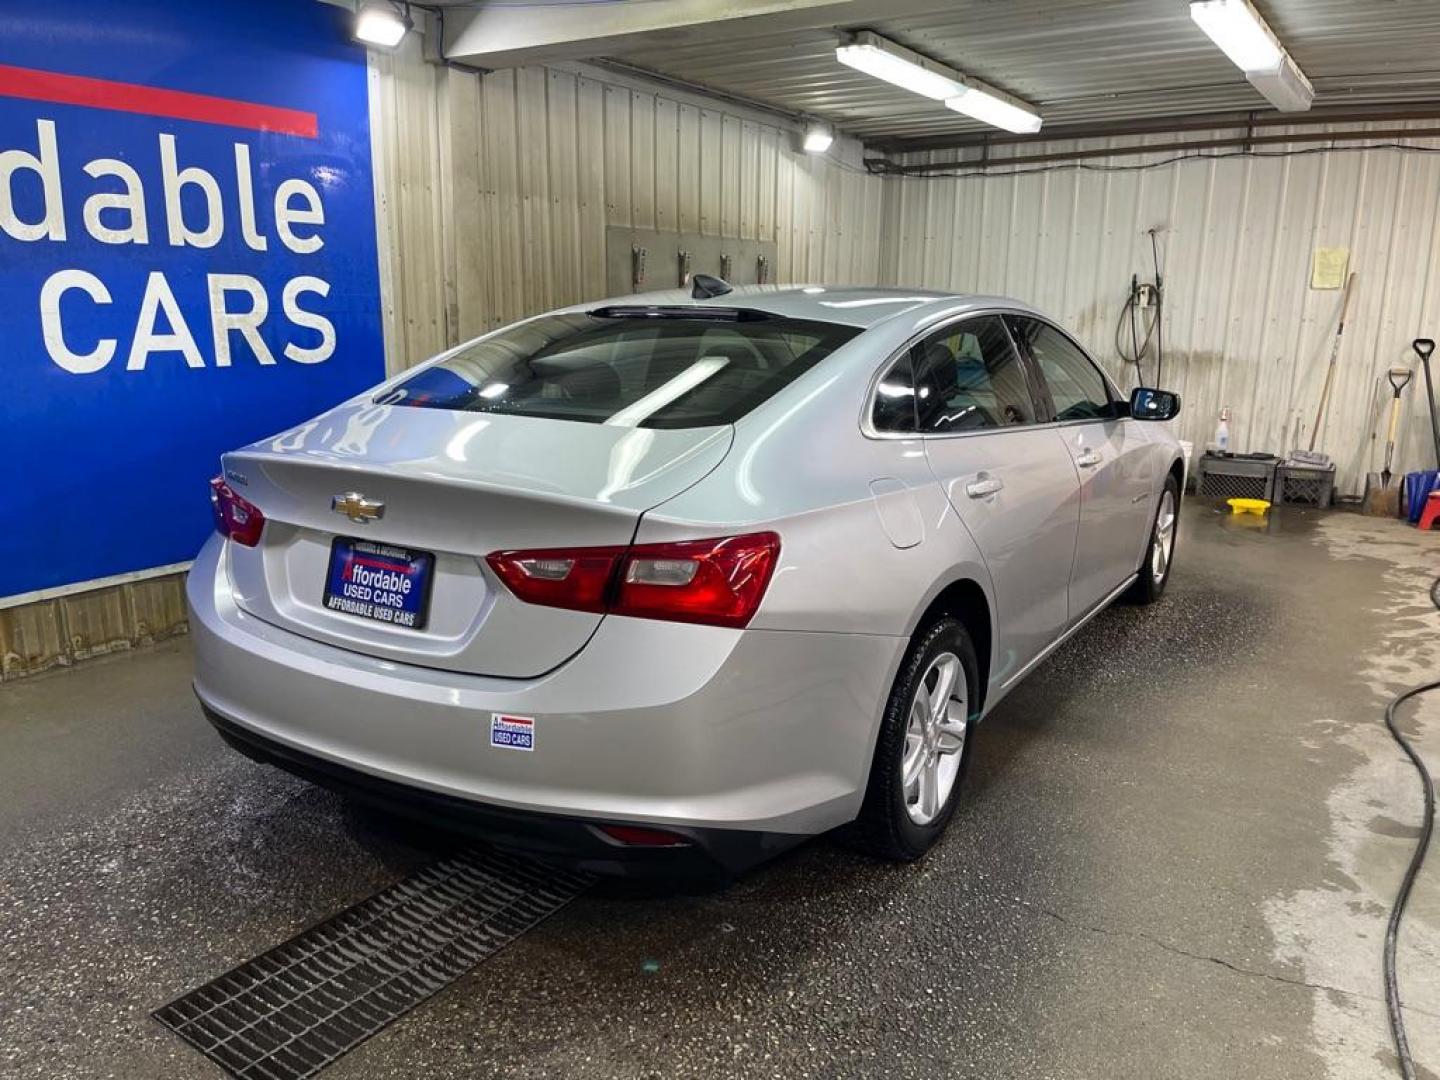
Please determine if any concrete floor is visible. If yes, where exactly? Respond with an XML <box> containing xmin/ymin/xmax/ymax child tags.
<box><xmin>1</xmin><ymin>503</ymin><xmax>1437</xmax><ymax>1080</ymax></box>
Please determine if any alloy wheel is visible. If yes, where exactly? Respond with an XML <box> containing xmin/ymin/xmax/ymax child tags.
<box><xmin>902</xmin><ymin>651</ymin><xmax>968</xmax><ymax>825</ymax></box>
<box><xmin>1152</xmin><ymin>488</ymin><xmax>1177</xmax><ymax>584</ymax></box>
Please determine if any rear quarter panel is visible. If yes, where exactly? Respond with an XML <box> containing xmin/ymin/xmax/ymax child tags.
<box><xmin>633</xmin><ymin>331</ymin><xmax>996</xmax><ymax>643</ymax></box>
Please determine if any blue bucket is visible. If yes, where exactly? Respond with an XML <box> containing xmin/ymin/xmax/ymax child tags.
<box><xmin>1404</xmin><ymin>470</ymin><xmax>1440</xmax><ymax>523</ymax></box>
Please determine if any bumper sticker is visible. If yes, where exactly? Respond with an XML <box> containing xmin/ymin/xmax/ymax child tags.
<box><xmin>490</xmin><ymin>713</ymin><xmax>535</xmax><ymax>752</ymax></box>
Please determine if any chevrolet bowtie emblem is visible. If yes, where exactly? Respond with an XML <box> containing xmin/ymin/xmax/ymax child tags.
<box><xmin>331</xmin><ymin>492</ymin><xmax>385</xmax><ymax>523</ymax></box>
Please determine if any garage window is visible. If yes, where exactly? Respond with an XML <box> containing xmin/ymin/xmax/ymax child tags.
<box><xmin>379</xmin><ymin>311</ymin><xmax>858</xmax><ymax>429</ymax></box>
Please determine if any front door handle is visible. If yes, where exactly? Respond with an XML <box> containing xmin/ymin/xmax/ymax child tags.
<box><xmin>965</xmin><ymin>477</ymin><xmax>1004</xmax><ymax>498</ymax></box>
<box><xmin>1074</xmin><ymin>449</ymin><xmax>1103</xmax><ymax>468</ymax></box>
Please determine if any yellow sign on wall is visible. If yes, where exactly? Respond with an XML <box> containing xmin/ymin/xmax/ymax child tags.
<box><xmin>1312</xmin><ymin>246</ymin><xmax>1350</xmax><ymax>290</ymax></box>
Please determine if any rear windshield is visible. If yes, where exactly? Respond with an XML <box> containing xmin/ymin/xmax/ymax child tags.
<box><xmin>377</xmin><ymin>311</ymin><xmax>860</xmax><ymax>428</ymax></box>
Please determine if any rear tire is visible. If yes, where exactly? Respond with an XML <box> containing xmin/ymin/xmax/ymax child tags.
<box><xmin>850</xmin><ymin>617</ymin><xmax>979</xmax><ymax>862</ymax></box>
<box><xmin>1126</xmin><ymin>474</ymin><xmax>1180</xmax><ymax>605</ymax></box>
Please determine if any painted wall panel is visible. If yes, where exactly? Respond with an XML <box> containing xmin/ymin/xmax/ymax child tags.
<box><xmin>630</xmin><ymin>91</ymin><xmax>657</xmax><ymax>233</ymax></box>
<box><xmin>547</xmin><ymin>71</ymin><xmax>583</xmax><ymax>318</ymax></box>
<box><xmin>677</xmin><ymin>103</ymin><xmax>702</xmax><ymax>236</ymax></box>
<box><xmin>654</xmin><ymin>96</ymin><xmax>679</xmax><ymax>234</ymax></box>
<box><xmin>576</xmin><ymin>78</ymin><xmax>609</xmax><ymax>303</ymax></box>
<box><xmin>884</xmin><ymin>130</ymin><xmax>1440</xmax><ymax>494</ymax></box>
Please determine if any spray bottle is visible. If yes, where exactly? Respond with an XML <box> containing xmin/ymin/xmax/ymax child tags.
<box><xmin>1214</xmin><ymin>407</ymin><xmax>1232</xmax><ymax>454</ymax></box>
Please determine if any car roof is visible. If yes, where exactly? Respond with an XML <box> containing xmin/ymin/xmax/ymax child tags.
<box><xmin>575</xmin><ymin>285</ymin><xmax>1043</xmax><ymax>330</ymax></box>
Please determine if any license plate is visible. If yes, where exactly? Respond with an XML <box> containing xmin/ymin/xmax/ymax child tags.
<box><xmin>322</xmin><ymin>538</ymin><xmax>434</xmax><ymax>630</ymax></box>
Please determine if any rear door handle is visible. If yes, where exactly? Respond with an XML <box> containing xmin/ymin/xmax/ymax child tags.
<box><xmin>1074</xmin><ymin>449</ymin><xmax>1103</xmax><ymax>468</ymax></box>
<box><xmin>965</xmin><ymin>477</ymin><xmax>1004</xmax><ymax>498</ymax></box>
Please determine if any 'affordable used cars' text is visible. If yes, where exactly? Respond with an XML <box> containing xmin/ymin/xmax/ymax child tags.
<box><xmin>1</xmin><ymin>118</ymin><xmax>336</xmax><ymax>374</ymax></box>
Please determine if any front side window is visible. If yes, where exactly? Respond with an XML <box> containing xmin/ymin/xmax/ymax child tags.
<box><xmin>910</xmin><ymin>315</ymin><xmax>1037</xmax><ymax>433</ymax></box>
<box><xmin>1007</xmin><ymin>316</ymin><xmax>1114</xmax><ymax>422</ymax></box>
<box><xmin>380</xmin><ymin>311</ymin><xmax>859</xmax><ymax>429</ymax></box>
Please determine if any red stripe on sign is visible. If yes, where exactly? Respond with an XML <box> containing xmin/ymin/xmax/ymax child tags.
<box><xmin>0</xmin><ymin>63</ymin><xmax>318</xmax><ymax>138</ymax></box>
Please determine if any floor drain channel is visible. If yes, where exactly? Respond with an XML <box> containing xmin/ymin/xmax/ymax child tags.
<box><xmin>154</xmin><ymin>848</ymin><xmax>592</xmax><ymax>1080</ymax></box>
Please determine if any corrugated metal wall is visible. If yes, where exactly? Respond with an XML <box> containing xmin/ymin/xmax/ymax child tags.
<box><xmin>882</xmin><ymin>127</ymin><xmax>1440</xmax><ymax>495</ymax></box>
<box><xmin>367</xmin><ymin>37</ymin><xmax>887</xmax><ymax>372</ymax></box>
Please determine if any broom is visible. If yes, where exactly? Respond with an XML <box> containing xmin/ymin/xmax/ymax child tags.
<box><xmin>1309</xmin><ymin>271</ymin><xmax>1357</xmax><ymax>452</ymax></box>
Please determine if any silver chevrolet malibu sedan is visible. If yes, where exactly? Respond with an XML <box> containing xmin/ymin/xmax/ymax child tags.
<box><xmin>190</xmin><ymin>282</ymin><xmax>1183</xmax><ymax>875</ymax></box>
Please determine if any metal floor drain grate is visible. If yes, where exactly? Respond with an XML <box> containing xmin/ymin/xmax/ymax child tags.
<box><xmin>154</xmin><ymin>848</ymin><xmax>591</xmax><ymax>1080</ymax></box>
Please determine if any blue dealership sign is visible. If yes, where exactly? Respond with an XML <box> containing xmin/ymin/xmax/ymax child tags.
<box><xmin>0</xmin><ymin>0</ymin><xmax>385</xmax><ymax>599</ymax></box>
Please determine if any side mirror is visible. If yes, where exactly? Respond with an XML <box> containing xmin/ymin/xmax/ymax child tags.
<box><xmin>1129</xmin><ymin>386</ymin><xmax>1180</xmax><ymax>422</ymax></box>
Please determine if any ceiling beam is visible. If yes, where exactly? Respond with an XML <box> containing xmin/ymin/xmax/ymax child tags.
<box><xmin>870</xmin><ymin>102</ymin><xmax>1440</xmax><ymax>155</ymax></box>
<box><xmin>877</xmin><ymin>124</ymin><xmax>1440</xmax><ymax>173</ymax></box>
<box><xmin>440</xmin><ymin>0</ymin><xmax>864</xmax><ymax>70</ymax></box>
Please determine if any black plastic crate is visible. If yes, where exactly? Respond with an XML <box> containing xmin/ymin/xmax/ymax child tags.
<box><xmin>1194</xmin><ymin>453</ymin><xmax>1277</xmax><ymax>502</ymax></box>
<box><xmin>1275</xmin><ymin>463</ymin><xmax>1334</xmax><ymax>506</ymax></box>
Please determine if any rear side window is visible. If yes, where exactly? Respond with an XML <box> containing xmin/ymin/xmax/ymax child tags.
<box><xmin>379</xmin><ymin>311</ymin><xmax>859</xmax><ymax>429</ymax></box>
<box><xmin>1007</xmin><ymin>316</ymin><xmax>1114</xmax><ymax>422</ymax></box>
<box><xmin>871</xmin><ymin>353</ymin><xmax>919</xmax><ymax>433</ymax></box>
<box><xmin>912</xmin><ymin>315</ymin><xmax>1036</xmax><ymax>433</ymax></box>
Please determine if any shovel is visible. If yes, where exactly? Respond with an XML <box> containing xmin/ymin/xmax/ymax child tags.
<box><xmin>1382</xmin><ymin>366</ymin><xmax>1413</xmax><ymax>487</ymax></box>
<box><xmin>1365</xmin><ymin>367</ymin><xmax>1413</xmax><ymax>515</ymax></box>
<box><xmin>1416</xmin><ymin>338</ymin><xmax>1440</xmax><ymax>469</ymax></box>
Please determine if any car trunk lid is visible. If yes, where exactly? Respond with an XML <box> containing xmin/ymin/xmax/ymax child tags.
<box><xmin>220</xmin><ymin>402</ymin><xmax>732</xmax><ymax>677</ymax></box>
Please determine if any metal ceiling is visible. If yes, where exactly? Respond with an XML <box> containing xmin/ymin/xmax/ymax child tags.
<box><xmin>605</xmin><ymin>0</ymin><xmax>1440</xmax><ymax>149</ymax></box>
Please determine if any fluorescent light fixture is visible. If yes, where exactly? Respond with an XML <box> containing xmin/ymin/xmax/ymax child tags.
<box><xmin>802</xmin><ymin>121</ymin><xmax>834</xmax><ymax>154</ymax></box>
<box><xmin>945</xmin><ymin>79</ymin><xmax>1043</xmax><ymax>134</ymax></box>
<box><xmin>1248</xmin><ymin>53</ymin><xmax>1313</xmax><ymax>111</ymax></box>
<box><xmin>836</xmin><ymin>30</ymin><xmax>964</xmax><ymax>101</ymax></box>
<box><xmin>1189</xmin><ymin>0</ymin><xmax>1282</xmax><ymax>71</ymax></box>
<box><xmin>354</xmin><ymin>0</ymin><xmax>412</xmax><ymax>50</ymax></box>
<box><xmin>836</xmin><ymin>30</ymin><xmax>1043</xmax><ymax>133</ymax></box>
<box><xmin>1190</xmin><ymin>0</ymin><xmax>1312</xmax><ymax>112</ymax></box>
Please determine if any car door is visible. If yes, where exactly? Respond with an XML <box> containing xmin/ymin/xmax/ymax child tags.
<box><xmin>883</xmin><ymin>313</ymin><xmax>1081</xmax><ymax>686</ymax></box>
<box><xmin>1006</xmin><ymin>315</ymin><xmax>1155</xmax><ymax>620</ymax></box>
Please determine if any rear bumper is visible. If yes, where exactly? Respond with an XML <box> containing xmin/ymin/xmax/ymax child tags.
<box><xmin>204</xmin><ymin>704</ymin><xmax>793</xmax><ymax>876</ymax></box>
<box><xmin>188</xmin><ymin>536</ymin><xmax>903</xmax><ymax>869</ymax></box>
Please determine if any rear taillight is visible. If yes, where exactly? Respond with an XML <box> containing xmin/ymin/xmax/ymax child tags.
<box><xmin>486</xmin><ymin>532</ymin><xmax>780</xmax><ymax>629</ymax></box>
<box><xmin>209</xmin><ymin>477</ymin><xmax>265</xmax><ymax>547</ymax></box>
<box><xmin>486</xmin><ymin>546</ymin><xmax>625</xmax><ymax>614</ymax></box>
<box><xmin>614</xmin><ymin>535</ymin><xmax>780</xmax><ymax>628</ymax></box>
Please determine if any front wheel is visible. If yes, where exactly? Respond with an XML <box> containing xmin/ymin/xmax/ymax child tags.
<box><xmin>850</xmin><ymin>617</ymin><xmax>979</xmax><ymax>861</ymax></box>
<box><xmin>1126</xmin><ymin>475</ymin><xmax>1180</xmax><ymax>604</ymax></box>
